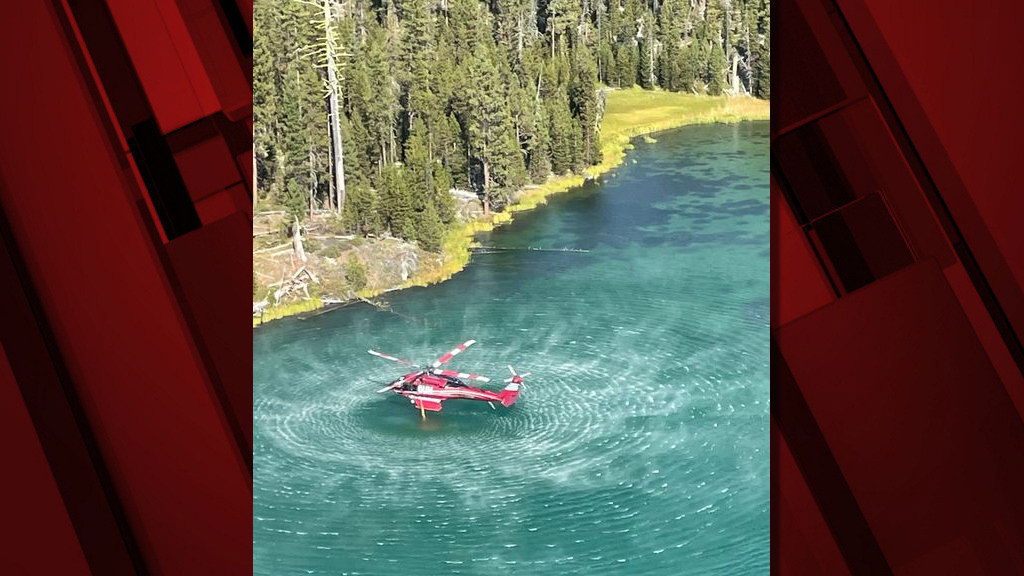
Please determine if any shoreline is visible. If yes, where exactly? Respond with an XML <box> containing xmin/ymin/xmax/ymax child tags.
<box><xmin>254</xmin><ymin>90</ymin><xmax>769</xmax><ymax>327</ymax></box>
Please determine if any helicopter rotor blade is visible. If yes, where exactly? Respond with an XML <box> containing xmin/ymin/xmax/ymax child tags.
<box><xmin>368</xmin><ymin>350</ymin><xmax>417</xmax><ymax>366</ymax></box>
<box><xmin>507</xmin><ymin>365</ymin><xmax>518</xmax><ymax>376</ymax></box>
<box><xmin>431</xmin><ymin>368</ymin><xmax>490</xmax><ymax>383</ymax></box>
<box><xmin>431</xmin><ymin>340</ymin><xmax>477</xmax><ymax>368</ymax></box>
<box><xmin>376</xmin><ymin>382</ymin><xmax>400</xmax><ymax>393</ymax></box>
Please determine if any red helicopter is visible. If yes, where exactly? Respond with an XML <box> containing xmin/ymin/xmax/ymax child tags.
<box><xmin>368</xmin><ymin>340</ymin><xmax>529</xmax><ymax>418</ymax></box>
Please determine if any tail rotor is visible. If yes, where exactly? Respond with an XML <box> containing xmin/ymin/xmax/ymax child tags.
<box><xmin>503</xmin><ymin>365</ymin><xmax>531</xmax><ymax>385</ymax></box>
<box><xmin>499</xmin><ymin>366</ymin><xmax>530</xmax><ymax>407</ymax></box>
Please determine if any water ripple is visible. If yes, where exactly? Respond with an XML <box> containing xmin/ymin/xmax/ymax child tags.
<box><xmin>255</xmin><ymin>122</ymin><xmax>769</xmax><ymax>576</ymax></box>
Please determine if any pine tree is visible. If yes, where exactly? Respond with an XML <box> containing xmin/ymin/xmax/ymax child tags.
<box><xmin>546</xmin><ymin>0</ymin><xmax>581</xmax><ymax>56</ymax></box>
<box><xmin>253</xmin><ymin>0</ymin><xmax>278</xmax><ymax>211</ymax></box>
<box><xmin>678</xmin><ymin>42</ymin><xmax>699</xmax><ymax>92</ymax></box>
<box><xmin>343</xmin><ymin>182</ymin><xmax>382</xmax><ymax>235</ymax></box>
<box><xmin>527</xmin><ymin>104</ymin><xmax>552</xmax><ymax>181</ymax></box>
<box><xmin>431</xmin><ymin>163</ymin><xmax>456</xmax><ymax>223</ymax></box>
<box><xmin>547</xmin><ymin>93</ymin><xmax>575</xmax><ymax>175</ymax></box>
<box><xmin>464</xmin><ymin>40</ymin><xmax>523</xmax><ymax>212</ymax></box>
<box><xmin>378</xmin><ymin>164</ymin><xmax>415</xmax><ymax>239</ymax></box>
<box><xmin>344</xmin><ymin>254</ymin><xmax>367</xmax><ymax>291</ymax></box>
<box><xmin>708</xmin><ymin>39</ymin><xmax>727</xmax><ymax>95</ymax></box>
<box><xmin>597</xmin><ymin>41</ymin><xmax>615</xmax><ymax>86</ymax></box>
<box><xmin>637</xmin><ymin>10</ymin><xmax>656</xmax><ymax>89</ymax></box>
<box><xmin>569</xmin><ymin>45</ymin><xmax>601</xmax><ymax>165</ymax></box>
<box><xmin>440</xmin><ymin>113</ymin><xmax>468</xmax><ymax>189</ymax></box>
<box><xmin>404</xmin><ymin>118</ymin><xmax>434</xmax><ymax>203</ymax></box>
<box><xmin>364</xmin><ymin>22</ymin><xmax>399</xmax><ymax>169</ymax></box>
<box><xmin>615</xmin><ymin>42</ymin><xmax>638</xmax><ymax>87</ymax></box>
<box><xmin>751</xmin><ymin>0</ymin><xmax>771</xmax><ymax>99</ymax></box>
<box><xmin>254</xmin><ymin>0</ymin><xmax>769</xmax><ymax>247</ymax></box>
<box><xmin>656</xmin><ymin>0</ymin><xmax>683</xmax><ymax>91</ymax></box>
<box><xmin>415</xmin><ymin>201</ymin><xmax>445</xmax><ymax>252</ymax></box>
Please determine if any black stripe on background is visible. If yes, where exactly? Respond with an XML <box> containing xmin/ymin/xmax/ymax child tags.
<box><xmin>771</xmin><ymin>339</ymin><xmax>894</xmax><ymax>576</ymax></box>
<box><xmin>0</xmin><ymin>193</ymin><xmax>147</xmax><ymax>576</ymax></box>
<box><xmin>129</xmin><ymin>119</ymin><xmax>202</xmax><ymax>239</ymax></box>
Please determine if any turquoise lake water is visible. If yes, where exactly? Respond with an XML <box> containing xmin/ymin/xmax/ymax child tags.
<box><xmin>254</xmin><ymin>122</ymin><xmax>770</xmax><ymax>575</ymax></box>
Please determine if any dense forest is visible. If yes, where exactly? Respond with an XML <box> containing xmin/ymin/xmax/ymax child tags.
<box><xmin>254</xmin><ymin>0</ymin><xmax>770</xmax><ymax>252</ymax></box>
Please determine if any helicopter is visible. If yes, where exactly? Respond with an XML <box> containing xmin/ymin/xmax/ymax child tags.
<box><xmin>368</xmin><ymin>340</ymin><xmax>529</xmax><ymax>419</ymax></box>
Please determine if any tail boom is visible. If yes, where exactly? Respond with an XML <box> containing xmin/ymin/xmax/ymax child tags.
<box><xmin>498</xmin><ymin>382</ymin><xmax>520</xmax><ymax>407</ymax></box>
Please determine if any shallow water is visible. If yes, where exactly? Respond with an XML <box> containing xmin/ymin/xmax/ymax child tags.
<box><xmin>254</xmin><ymin>122</ymin><xmax>770</xmax><ymax>575</ymax></box>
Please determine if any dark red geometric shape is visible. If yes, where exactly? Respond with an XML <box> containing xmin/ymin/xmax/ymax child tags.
<box><xmin>777</xmin><ymin>261</ymin><xmax>1024</xmax><ymax>572</ymax></box>
<box><xmin>0</xmin><ymin>0</ymin><xmax>252</xmax><ymax>573</ymax></box>
<box><xmin>774</xmin><ymin>0</ymin><xmax>1024</xmax><ymax>573</ymax></box>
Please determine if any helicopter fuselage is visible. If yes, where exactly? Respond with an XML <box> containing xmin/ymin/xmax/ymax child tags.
<box><xmin>387</xmin><ymin>371</ymin><xmax>506</xmax><ymax>410</ymax></box>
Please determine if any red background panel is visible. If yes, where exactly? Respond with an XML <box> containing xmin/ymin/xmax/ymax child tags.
<box><xmin>165</xmin><ymin>212</ymin><xmax>255</xmax><ymax>451</ymax></box>
<box><xmin>777</xmin><ymin>261</ymin><xmax>1024</xmax><ymax>572</ymax></box>
<box><xmin>849</xmin><ymin>1</ymin><xmax>1024</xmax><ymax>291</ymax></box>
<box><xmin>772</xmin><ymin>425</ymin><xmax>852</xmax><ymax>576</ymax></box>
<box><xmin>0</xmin><ymin>0</ymin><xmax>251</xmax><ymax>573</ymax></box>
<box><xmin>4</xmin><ymin>0</ymin><xmax>1024</xmax><ymax>573</ymax></box>
<box><xmin>773</xmin><ymin>0</ymin><xmax>1024</xmax><ymax>573</ymax></box>
<box><xmin>0</xmin><ymin>347</ymin><xmax>91</xmax><ymax>575</ymax></box>
<box><xmin>770</xmin><ymin>181</ymin><xmax>835</xmax><ymax>325</ymax></box>
<box><xmin>837</xmin><ymin>0</ymin><xmax>1024</xmax><ymax>348</ymax></box>
<box><xmin>106</xmin><ymin>0</ymin><xmax>221</xmax><ymax>133</ymax></box>
<box><xmin>176</xmin><ymin>135</ymin><xmax>242</xmax><ymax>202</ymax></box>
<box><xmin>174</xmin><ymin>0</ymin><xmax>253</xmax><ymax>118</ymax></box>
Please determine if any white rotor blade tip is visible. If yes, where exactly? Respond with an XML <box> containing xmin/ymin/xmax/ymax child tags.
<box><xmin>508</xmin><ymin>365</ymin><xmax>517</xmax><ymax>375</ymax></box>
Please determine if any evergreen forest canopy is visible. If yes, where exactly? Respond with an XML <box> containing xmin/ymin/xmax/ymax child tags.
<box><xmin>254</xmin><ymin>0</ymin><xmax>770</xmax><ymax>252</ymax></box>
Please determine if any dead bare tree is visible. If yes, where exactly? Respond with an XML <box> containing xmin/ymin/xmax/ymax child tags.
<box><xmin>293</xmin><ymin>217</ymin><xmax>307</xmax><ymax>264</ymax></box>
<box><xmin>323</xmin><ymin>0</ymin><xmax>346</xmax><ymax>216</ymax></box>
<box><xmin>297</xmin><ymin>0</ymin><xmax>349</xmax><ymax>217</ymax></box>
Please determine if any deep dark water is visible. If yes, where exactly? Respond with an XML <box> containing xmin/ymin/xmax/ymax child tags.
<box><xmin>254</xmin><ymin>122</ymin><xmax>769</xmax><ymax>575</ymax></box>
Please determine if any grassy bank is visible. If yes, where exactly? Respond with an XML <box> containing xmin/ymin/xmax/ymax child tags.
<box><xmin>255</xmin><ymin>90</ymin><xmax>768</xmax><ymax>326</ymax></box>
<box><xmin>254</xmin><ymin>298</ymin><xmax>323</xmax><ymax>326</ymax></box>
<box><xmin>394</xmin><ymin>90</ymin><xmax>769</xmax><ymax>293</ymax></box>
